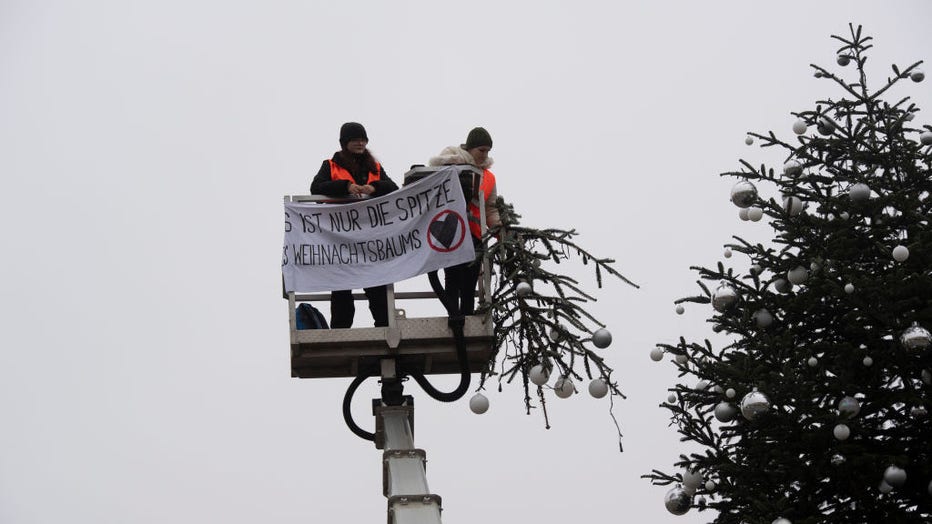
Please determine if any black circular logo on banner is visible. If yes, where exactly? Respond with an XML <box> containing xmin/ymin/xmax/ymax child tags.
<box><xmin>427</xmin><ymin>210</ymin><xmax>467</xmax><ymax>252</ymax></box>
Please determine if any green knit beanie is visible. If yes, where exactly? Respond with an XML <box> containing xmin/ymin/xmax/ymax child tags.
<box><xmin>463</xmin><ymin>127</ymin><xmax>493</xmax><ymax>150</ymax></box>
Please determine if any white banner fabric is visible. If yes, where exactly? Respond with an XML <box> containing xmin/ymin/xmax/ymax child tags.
<box><xmin>282</xmin><ymin>167</ymin><xmax>475</xmax><ymax>293</ymax></box>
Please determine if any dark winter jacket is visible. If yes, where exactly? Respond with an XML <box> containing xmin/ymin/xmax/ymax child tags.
<box><xmin>310</xmin><ymin>151</ymin><xmax>398</xmax><ymax>197</ymax></box>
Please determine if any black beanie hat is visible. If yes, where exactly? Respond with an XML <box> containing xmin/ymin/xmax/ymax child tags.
<box><xmin>463</xmin><ymin>127</ymin><xmax>493</xmax><ymax>150</ymax></box>
<box><xmin>339</xmin><ymin>122</ymin><xmax>368</xmax><ymax>148</ymax></box>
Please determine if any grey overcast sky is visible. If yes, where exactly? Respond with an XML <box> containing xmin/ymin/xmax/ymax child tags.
<box><xmin>2</xmin><ymin>1</ymin><xmax>931</xmax><ymax>523</ymax></box>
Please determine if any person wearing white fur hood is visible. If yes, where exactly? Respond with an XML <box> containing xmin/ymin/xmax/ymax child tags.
<box><xmin>428</xmin><ymin>127</ymin><xmax>502</xmax><ymax>315</ymax></box>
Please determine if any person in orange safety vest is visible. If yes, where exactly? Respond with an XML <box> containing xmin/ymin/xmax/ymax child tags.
<box><xmin>310</xmin><ymin>122</ymin><xmax>399</xmax><ymax>328</ymax></box>
<box><xmin>428</xmin><ymin>126</ymin><xmax>502</xmax><ymax>315</ymax></box>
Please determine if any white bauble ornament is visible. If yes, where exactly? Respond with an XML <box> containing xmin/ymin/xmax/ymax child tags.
<box><xmin>554</xmin><ymin>377</ymin><xmax>574</xmax><ymax>398</ymax></box>
<box><xmin>839</xmin><ymin>211</ymin><xmax>850</xmax><ymax>220</ymax></box>
<box><xmin>724</xmin><ymin>247</ymin><xmax>732</xmax><ymax>258</ymax></box>
<box><xmin>694</xmin><ymin>380</ymin><xmax>708</xmax><ymax>391</ymax></box>
<box><xmin>740</xmin><ymin>389</ymin><xmax>771</xmax><ymax>420</ymax></box>
<box><xmin>747</xmin><ymin>206</ymin><xmax>763</xmax><ymax>222</ymax></box>
<box><xmin>787</xmin><ymin>266</ymin><xmax>808</xmax><ymax>285</ymax></box>
<box><xmin>683</xmin><ymin>469</ymin><xmax>703</xmax><ymax>490</ymax></box>
<box><xmin>848</xmin><ymin>183</ymin><xmax>871</xmax><ymax>202</ymax></box>
<box><xmin>774</xmin><ymin>278</ymin><xmax>791</xmax><ymax>294</ymax></box>
<box><xmin>592</xmin><ymin>328</ymin><xmax>612</xmax><ymax>349</ymax></box>
<box><xmin>725</xmin><ymin>388</ymin><xmax>736</xmax><ymax>399</ymax></box>
<box><xmin>712</xmin><ymin>283</ymin><xmax>739</xmax><ymax>312</ymax></box>
<box><xmin>705</xmin><ymin>480</ymin><xmax>716</xmax><ymax>492</ymax></box>
<box><xmin>833</xmin><ymin>423</ymin><xmax>851</xmax><ymax>441</ymax></box>
<box><xmin>783</xmin><ymin>160</ymin><xmax>803</xmax><ymax>177</ymax></box>
<box><xmin>650</xmin><ymin>346</ymin><xmax>665</xmax><ymax>362</ymax></box>
<box><xmin>807</xmin><ymin>357</ymin><xmax>818</xmax><ymax>367</ymax></box>
<box><xmin>863</xmin><ymin>356</ymin><xmax>873</xmax><ymax>367</ymax></box>
<box><xmin>922</xmin><ymin>369</ymin><xmax>932</xmax><ymax>385</ymax></box>
<box><xmin>838</xmin><ymin>396</ymin><xmax>861</xmax><ymax>418</ymax></box>
<box><xmin>782</xmin><ymin>195</ymin><xmax>804</xmax><ymax>216</ymax></box>
<box><xmin>844</xmin><ymin>283</ymin><xmax>855</xmax><ymax>294</ymax></box>
<box><xmin>675</xmin><ymin>304</ymin><xmax>685</xmax><ymax>315</ymax></box>
<box><xmin>837</xmin><ymin>53</ymin><xmax>851</xmax><ymax>66</ymax></box>
<box><xmin>911</xmin><ymin>69</ymin><xmax>925</xmax><ymax>82</ymax></box>
<box><xmin>738</xmin><ymin>208</ymin><xmax>750</xmax><ymax>221</ymax></box>
<box><xmin>892</xmin><ymin>245</ymin><xmax>910</xmax><ymax>262</ymax></box>
<box><xmin>667</xmin><ymin>393</ymin><xmax>677</xmax><ymax>403</ymax></box>
<box><xmin>664</xmin><ymin>486</ymin><xmax>692</xmax><ymax>516</ymax></box>
<box><xmin>745</xmin><ymin>136</ymin><xmax>754</xmax><ymax>145</ymax></box>
<box><xmin>516</xmin><ymin>281</ymin><xmax>533</xmax><ymax>297</ymax></box>
<box><xmin>749</xmin><ymin>264</ymin><xmax>762</xmax><ymax>275</ymax></box>
<box><xmin>921</xmin><ymin>131</ymin><xmax>932</xmax><ymax>145</ymax></box>
<box><xmin>548</xmin><ymin>327</ymin><xmax>561</xmax><ymax>342</ymax></box>
<box><xmin>884</xmin><ymin>465</ymin><xmax>907</xmax><ymax>487</ymax></box>
<box><xmin>588</xmin><ymin>378</ymin><xmax>609</xmax><ymax>399</ymax></box>
<box><xmin>879</xmin><ymin>480</ymin><xmax>893</xmax><ymax>494</ymax></box>
<box><xmin>792</xmin><ymin>119</ymin><xmax>807</xmax><ymax>135</ymax></box>
<box><xmin>900</xmin><ymin>323</ymin><xmax>931</xmax><ymax>350</ymax></box>
<box><xmin>730</xmin><ymin>180</ymin><xmax>758</xmax><ymax>208</ymax></box>
<box><xmin>529</xmin><ymin>364</ymin><xmax>550</xmax><ymax>386</ymax></box>
<box><xmin>773</xmin><ymin>518</ymin><xmax>792</xmax><ymax>524</ymax></box>
<box><xmin>469</xmin><ymin>393</ymin><xmax>489</xmax><ymax>414</ymax></box>
<box><xmin>675</xmin><ymin>354</ymin><xmax>688</xmax><ymax>365</ymax></box>
<box><xmin>714</xmin><ymin>402</ymin><xmax>737</xmax><ymax>422</ymax></box>
<box><xmin>754</xmin><ymin>309</ymin><xmax>773</xmax><ymax>329</ymax></box>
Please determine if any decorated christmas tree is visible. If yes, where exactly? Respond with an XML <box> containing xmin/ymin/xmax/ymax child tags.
<box><xmin>644</xmin><ymin>25</ymin><xmax>932</xmax><ymax>522</ymax></box>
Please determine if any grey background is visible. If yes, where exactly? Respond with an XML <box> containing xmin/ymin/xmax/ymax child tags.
<box><xmin>2</xmin><ymin>1</ymin><xmax>931</xmax><ymax>522</ymax></box>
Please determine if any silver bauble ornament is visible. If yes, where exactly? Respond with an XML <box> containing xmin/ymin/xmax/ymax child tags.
<box><xmin>884</xmin><ymin>465</ymin><xmax>907</xmax><ymax>487</ymax></box>
<box><xmin>548</xmin><ymin>327</ymin><xmax>561</xmax><ymax>342</ymax></box>
<box><xmin>730</xmin><ymin>180</ymin><xmax>758</xmax><ymax>208</ymax></box>
<box><xmin>705</xmin><ymin>480</ymin><xmax>716</xmax><ymax>492</ymax></box>
<box><xmin>714</xmin><ymin>402</ymin><xmax>737</xmax><ymax>422</ymax></box>
<box><xmin>712</xmin><ymin>283</ymin><xmax>739</xmax><ymax>312</ymax></box>
<box><xmin>837</xmin><ymin>53</ymin><xmax>851</xmax><ymax>66</ymax></box>
<box><xmin>911</xmin><ymin>69</ymin><xmax>925</xmax><ymax>82</ymax></box>
<box><xmin>754</xmin><ymin>309</ymin><xmax>773</xmax><ymax>329</ymax></box>
<box><xmin>745</xmin><ymin>136</ymin><xmax>754</xmax><ymax>145</ymax></box>
<box><xmin>844</xmin><ymin>283</ymin><xmax>855</xmax><ymax>294</ymax></box>
<box><xmin>667</xmin><ymin>393</ymin><xmax>677</xmax><ymax>403</ymax></box>
<box><xmin>783</xmin><ymin>159</ymin><xmax>803</xmax><ymax>177</ymax></box>
<box><xmin>792</xmin><ymin>119</ymin><xmax>807</xmax><ymax>135</ymax></box>
<box><xmin>694</xmin><ymin>380</ymin><xmax>709</xmax><ymax>391</ymax></box>
<box><xmin>683</xmin><ymin>469</ymin><xmax>703</xmax><ymax>490</ymax></box>
<box><xmin>807</xmin><ymin>357</ymin><xmax>819</xmax><ymax>367</ymax></box>
<box><xmin>516</xmin><ymin>281</ymin><xmax>533</xmax><ymax>297</ymax></box>
<box><xmin>879</xmin><ymin>480</ymin><xmax>893</xmax><ymax>494</ymax></box>
<box><xmin>921</xmin><ymin>131</ymin><xmax>932</xmax><ymax>146</ymax></box>
<box><xmin>833</xmin><ymin>423</ymin><xmax>851</xmax><ymax>441</ymax></box>
<box><xmin>863</xmin><ymin>356</ymin><xmax>873</xmax><ymax>367</ymax></box>
<box><xmin>787</xmin><ymin>266</ymin><xmax>808</xmax><ymax>285</ymax></box>
<box><xmin>675</xmin><ymin>304</ymin><xmax>685</xmax><ymax>315</ymax></box>
<box><xmin>747</xmin><ymin>206</ymin><xmax>763</xmax><ymax>222</ymax></box>
<box><xmin>783</xmin><ymin>195</ymin><xmax>804</xmax><ymax>216</ymax></box>
<box><xmin>818</xmin><ymin>118</ymin><xmax>834</xmax><ymax>136</ymax></box>
<box><xmin>664</xmin><ymin>486</ymin><xmax>693</xmax><ymax>515</ymax></box>
<box><xmin>900</xmin><ymin>323</ymin><xmax>931</xmax><ymax>350</ymax></box>
<box><xmin>554</xmin><ymin>377</ymin><xmax>574</xmax><ymax>399</ymax></box>
<box><xmin>749</xmin><ymin>264</ymin><xmax>762</xmax><ymax>275</ymax></box>
<box><xmin>774</xmin><ymin>278</ymin><xmax>791</xmax><ymax>294</ymax></box>
<box><xmin>529</xmin><ymin>364</ymin><xmax>550</xmax><ymax>386</ymax></box>
<box><xmin>650</xmin><ymin>346</ymin><xmax>665</xmax><ymax>362</ymax></box>
<box><xmin>838</xmin><ymin>396</ymin><xmax>861</xmax><ymax>418</ymax></box>
<box><xmin>740</xmin><ymin>389</ymin><xmax>771</xmax><ymax>420</ymax></box>
<box><xmin>848</xmin><ymin>183</ymin><xmax>871</xmax><ymax>202</ymax></box>
<box><xmin>724</xmin><ymin>247</ymin><xmax>732</xmax><ymax>258</ymax></box>
<box><xmin>738</xmin><ymin>208</ymin><xmax>750</xmax><ymax>221</ymax></box>
<box><xmin>469</xmin><ymin>393</ymin><xmax>489</xmax><ymax>414</ymax></box>
<box><xmin>592</xmin><ymin>328</ymin><xmax>612</xmax><ymax>349</ymax></box>
<box><xmin>773</xmin><ymin>518</ymin><xmax>792</xmax><ymax>524</ymax></box>
<box><xmin>675</xmin><ymin>353</ymin><xmax>688</xmax><ymax>364</ymax></box>
<box><xmin>892</xmin><ymin>245</ymin><xmax>909</xmax><ymax>262</ymax></box>
<box><xmin>725</xmin><ymin>388</ymin><xmax>736</xmax><ymax>399</ymax></box>
<box><xmin>588</xmin><ymin>378</ymin><xmax>609</xmax><ymax>399</ymax></box>
<box><xmin>839</xmin><ymin>211</ymin><xmax>850</xmax><ymax>220</ymax></box>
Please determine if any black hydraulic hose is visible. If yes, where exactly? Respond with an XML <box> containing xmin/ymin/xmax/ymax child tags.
<box><xmin>409</xmin><ymin>271</ymin><xmax>471</xmax><ymax>402</ymax></box>
<box><xmin>342</xmin><ymin>374</ymin><xmax>375</xmax><ymax>442</ymax></box>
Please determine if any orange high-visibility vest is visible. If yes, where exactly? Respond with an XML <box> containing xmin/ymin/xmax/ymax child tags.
<box><xmin>329</xmin><ymin>159</ymin><xmax>381</xmax><ymax>185</ymax></box>
<box><xmin>468</xmin><ymin>169</ymin><xmax>496</xmax><ymax>239</ymax></box>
